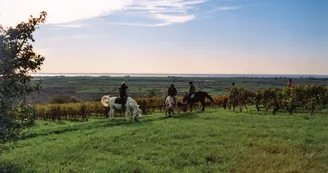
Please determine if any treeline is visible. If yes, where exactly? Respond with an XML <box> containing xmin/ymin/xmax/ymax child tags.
<box><xmin>25</xmin><ymin>85</ymin><xmax>328</xmax><ymax>121</ymax></box>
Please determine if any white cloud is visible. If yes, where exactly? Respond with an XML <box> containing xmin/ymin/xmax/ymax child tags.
<box><xmin>0</xmin><ymin>0</ymin><xmax>207</xmax><ymax>27</ymax></box>
<box><xmin>153</xmin><ymin>14</ymin><xmax>195</xmax><ymax>23</ymax></box>
<box><xmin>205</xmin><ymin>6</ymin><xmax>243</xmax><ymax>14</ymax></box>
<box><xmin>0</xmin><ymin>0</ymin><xmax>132</xmax><ymax>27</ymax></box>
<box><xmin>105</xmin><ymin>22</ymin><xmax>172</xmax><ymax>27</ymax></box>
<box><xmin>54</xmin><ymin>23</ymin><xmax>85</xmax><ymax>29</ymax></box>
<box><xmin>121</xmin><ymin>0</ymin><xmax>206</xmax><ymax>25</ymax></box>
<box><xmin>216</xmin><ymin>6</ymin><xmax>243</xmax><ymax>10</ymax></box>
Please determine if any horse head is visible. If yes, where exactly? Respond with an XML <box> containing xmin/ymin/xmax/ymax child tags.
<box><xmin>135</xmin><ymin>104</ymin><xmax>142</xmax><ymax>118</ymax></box>
<box><xmin>128</xmin><ymin>99</ymin><xmax>141</xmax><ymax>120</ymax></box>
<box><xmin>100</xmin><ymin>95</ymin><xmax>111</xmax><ymax>107</ymax></box>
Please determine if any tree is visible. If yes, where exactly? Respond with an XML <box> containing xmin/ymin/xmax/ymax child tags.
<box><xmin>0</xmin><ymin>11</ymin><xmax>47</xmax><ymax>143</ymax></box>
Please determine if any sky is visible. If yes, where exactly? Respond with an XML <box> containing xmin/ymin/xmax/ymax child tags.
<box><xmin>0</xmin><ymin>0</ymin><xmax>327</xmax><ymax>74</ymax></box>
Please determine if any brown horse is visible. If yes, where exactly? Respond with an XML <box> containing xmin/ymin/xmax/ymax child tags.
<box><xmin>183</xmin><ymin>91</ymin><xmax>215</xmax><ymax>112</ymax></box>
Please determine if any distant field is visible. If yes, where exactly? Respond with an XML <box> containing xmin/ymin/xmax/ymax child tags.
<box><xmin>1</xmin><ymin>109</ymin><xmax>328</xmax><ymax>173</ymax></box>
<box><xmin>30</xmin><ymin>76</ymin><xmax>328</xmax><ymax>104</ymax></box>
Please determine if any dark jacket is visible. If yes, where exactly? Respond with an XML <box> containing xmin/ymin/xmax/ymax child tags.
<box><xmin>168</xmin><ymin>87</ymin><xmax>177</xmax><ymax>97</ymax></box>
<box><xmin>189</xmin><ymin>84</ymin><xmax>196</xmax><ymax>94</ymax></box>
<box><xmin>119</xmin><ymin>85</ymin><xmax>128</xmax><ymax>98</ymax></box>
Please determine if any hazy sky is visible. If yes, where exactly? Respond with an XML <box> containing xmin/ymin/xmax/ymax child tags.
<box><xmin>1</xmin><ymin>0</ymin><xmax>327</xmax><ymax>74</ymax></box>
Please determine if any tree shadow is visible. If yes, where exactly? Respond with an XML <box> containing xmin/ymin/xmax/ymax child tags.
<box><xmin>172</xmin><ymin>112</ymin><xmax>199</xmax><ymax>119</ymax></box>
<box><xmin>0</xmin><ymin>161</ymin><xmax>22</xmax><ymax>173</ymax></box>
<box><xmin>22</xmin><ymin>110</ymin><xmax>206</xmax><ymax>140</ymax></box>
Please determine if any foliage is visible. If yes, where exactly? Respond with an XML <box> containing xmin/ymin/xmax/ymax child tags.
<box><xmin>26</xmin><ymin>84</ymin><xmax>328</xmax><ymax>122</ymax></box>
<box><xmin>49</xmin><ymin>95</ymin><xmax>80</xmax><ymax>104</ymax></box>
<box><xmin>0</xmin><ymin>11</ymin><xmax>47</xmax><ymax>143</ymax></box>
<box><xmin>31</xmin><ymin>95</ymin><xmax>226</xmax><ymax>121</ymax></box>
<box><xmin>146</xmin><ymin>89</ymin><xmax>157</xmax><ymax>97</ymax></box>
<box><xmin>231</xmin><ymin>85</ymin><xmax>328</xmax><ymax>114</ymax></box>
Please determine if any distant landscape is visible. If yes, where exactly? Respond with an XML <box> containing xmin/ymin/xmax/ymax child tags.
<box><xmin>29</xmin><ymin>75</ymin><xmax>328</xmax><ymax>104</ymax></box>
<box><xmin>31</xmin><ymin>73</ymin><xmax>328</xmax><ymax>78</ymax></box>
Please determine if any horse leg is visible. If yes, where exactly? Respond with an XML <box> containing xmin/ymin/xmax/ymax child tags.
<box><xmin>201</xmin><ymin>100</ymin><xmax>205</xmax><ymax>111</ymax></box>
<box><xmin>164</xmin><ymin>103</ymin><xmax>167</xmax><ymax>116</ymax></box>
<box><xmin>189</xmin><ymin>103</ymin><xmax>194</xmax><ymax>112</ymax></box>
<box><xmin>125</xmin><ymin>109</ymin><xmax>129</xmax><ymax>120</ymax></box>
<box><xmin>109</xmin><ymin>108</ymin><xmax>114</xmax><ymax>120</ymax></box>
<box><xmin>125</xmin><ymin>104</ymin><xmax>131</xmax><ymax>120</ymax></box>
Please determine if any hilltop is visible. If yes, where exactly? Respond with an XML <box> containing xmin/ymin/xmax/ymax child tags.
<box><xmin>1</xmin><ymin>109</ymin><xmax>328</xmax><ymax>173</ymax></box>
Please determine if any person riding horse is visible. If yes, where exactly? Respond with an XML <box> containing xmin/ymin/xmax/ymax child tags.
<box><xmin>119</xmin><ymin>81</ymin><xmax>128</xmax><ymax>111</ymax></box>
<box><xmin>168</xmin><ymin>84</ymin><xmax>177</xmax><ymax>106</ymax></box>
<box><xmin>183</xmin><ymin>81</ymin><xmax>214</xmax><ymax>112</ymax></box>
<box><xmin>188</xmin><ymin>81</ymin><xmax>196</xmax><ymax>100</ymax></box>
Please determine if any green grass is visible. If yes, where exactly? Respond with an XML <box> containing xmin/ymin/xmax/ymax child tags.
<box><xmin>1</xmin><ymin>109</ymin><xmax>328</xmax><ymax>173</ymax></box>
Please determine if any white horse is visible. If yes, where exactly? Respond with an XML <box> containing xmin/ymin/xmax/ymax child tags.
<box><xmin>101</xmin><ymin>95</ymin><xmax>141</xmax><ymax>120</ymax></box>
<box><xmin>165</xmin><ymin>95</ymin><xmax>175</xmax><ymax>116</ymax></box>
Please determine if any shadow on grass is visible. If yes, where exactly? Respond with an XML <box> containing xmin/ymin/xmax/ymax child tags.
<box><xmin>0</xmin><ymin>161</ymin><xmax>22</xmax><ymax>173</ymax></box>
<box><xmin>22</xmin><ymin>110</ymin><xmax>209</xmax><ymax>140</ymax></box>
<box><xmin>172</xmin><ymin>112</ymin><xmax>199</xmax><ymax>119</ymax></box>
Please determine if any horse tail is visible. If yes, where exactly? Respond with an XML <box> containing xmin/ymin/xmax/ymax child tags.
<box><xmin>205</xmin><ymin>93</ymin><xmax>215</xmax><ymax>103</ymax></box>
<box><xmin>101</xmin><ymin>95</ymin><xmax>111</xmax><ymax>107</ymax></box>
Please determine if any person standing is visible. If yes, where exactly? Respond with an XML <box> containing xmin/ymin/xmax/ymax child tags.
<box><xmin>287</xmin><ymin>79</ymin><xmax>293</xmax><ymax>87</ymax></box>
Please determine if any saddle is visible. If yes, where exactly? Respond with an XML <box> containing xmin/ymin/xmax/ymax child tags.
<box><xmin>115</xmin><ymin>97</ymin><xmax>127</xmax><ymax>104</ymax></box>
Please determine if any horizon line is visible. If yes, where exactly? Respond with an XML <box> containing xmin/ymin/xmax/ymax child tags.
<box><xmin>31</xmin><ymin>72</ymin><xmax>328</xmax><ymax>76</ymax></box>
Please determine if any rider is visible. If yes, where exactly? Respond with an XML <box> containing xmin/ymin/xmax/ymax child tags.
<box><xmin>167</xmin><ymin>84</ymin><xmax>177</xmax><ymax>106</ymax></box>
<box><xmin>119</xmin><ymin>81</ymin><xmax>128</xmax><ymax>111</ymax></box>
<box><xmin>287</xmin><ymin>78</ymin><xmax>293</xmax><ymax>87</ymax></box>
<box><xmin>188</xmin><ymin>81</ymin><xmax>196</xmax><ymax>99</ymax></box>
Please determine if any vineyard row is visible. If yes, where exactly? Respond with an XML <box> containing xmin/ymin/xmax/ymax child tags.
<box><xmin>30</xmin><ymin>85</ymin><xmax>328</xmax><ymax>121</ymax></box>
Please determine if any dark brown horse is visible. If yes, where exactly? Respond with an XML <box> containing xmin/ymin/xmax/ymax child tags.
<box><xmin>183</xmin><ymin>91</ymin><xmax>215</xmax><ymax>112</ymax></box>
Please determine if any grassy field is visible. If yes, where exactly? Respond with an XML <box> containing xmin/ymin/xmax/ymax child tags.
<box><xmin>1</xmin><ymin>109</ymin><xmax>328</xmax><ymax>173</ymax></box>
<box><xmin>29</xmin><ymin>76</ymin><xmax>328</xmax><ymax>104</ymax></box>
